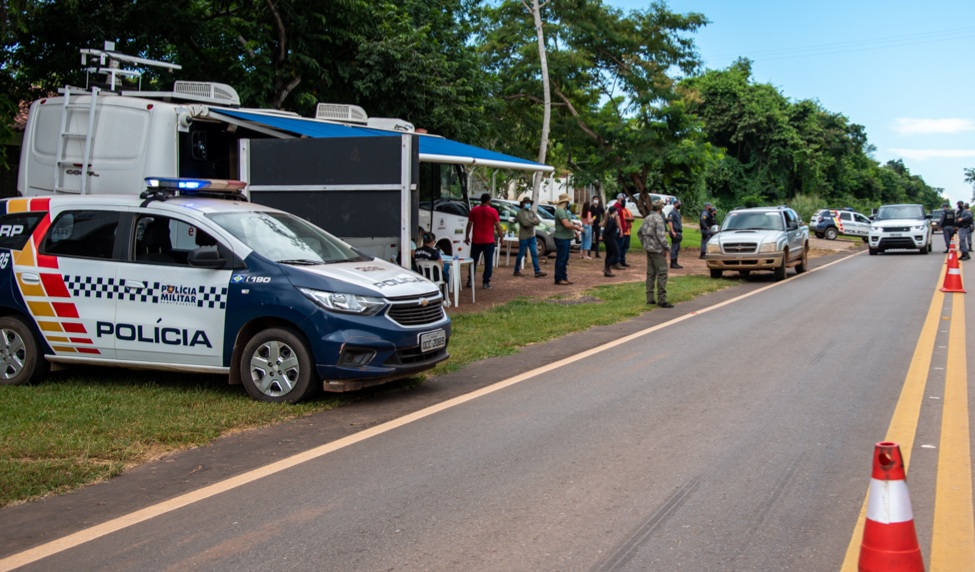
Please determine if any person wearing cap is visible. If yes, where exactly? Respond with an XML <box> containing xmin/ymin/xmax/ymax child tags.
<box><xmin>513</xmin><ymin>195</ymin><xmax>548</xmax><ymax>278</ymax></box>
<box><xmin>464</xmin><ymin>192</ymin><xmax>505</xmax><ymax>289</ymax></box>
<box><xmin>553</xmin><ymin>193</ymin><xmax>577</xmax><ymax>285</ymax></box>
<box><xmin>615</xmin><ymin>193</ymin><xmax>634</xmax><ymax>267</ymax></box>
<box><xmin>414</xmin><ymin>231</ymin><xmax>448</xmax><ymax>284</ymax></box>
<box><xmin>667</xmin><ymin>200</ymin><xmax>683</xmax><ymax>269</ymax></box>
<box><xmin>957</xmin><ymin>201</ymin><xmax>973</xmax><ymax>260</ymax></box>
<box><xmin>637</xmin><ymin>200</ymin><xmax>674</xmax><ymax>307</ymax></box>
<box><xmin>699</xmin><ymin>202</ymin><xmax>716</xmax><ymax>259</ymax></box>
<box><xmin>939</xmin><ymin>202</ymin><xmax>958</xmax><ymax>252</ymax></box>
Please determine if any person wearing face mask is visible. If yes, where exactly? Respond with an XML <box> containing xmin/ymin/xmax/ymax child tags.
<box><xmin>513</xmin><ymin>195</ymin><xmax>548</xmax><ymax>277</ymax></box>
<box><xmin>589</xmin><ymin>196</ymin><xmax>605</xmax><ymax>259</ymax></box>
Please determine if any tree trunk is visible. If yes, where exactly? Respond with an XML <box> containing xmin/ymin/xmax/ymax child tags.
<box><xmin>525</xmin><ymin>0</ymin><xmax>551</xmax><ymax>210</ymax></box>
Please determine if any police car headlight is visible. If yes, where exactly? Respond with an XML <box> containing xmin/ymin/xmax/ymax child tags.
<box><xmin>758</xmin><ymin>241</ymin><xmax>779</xmax><ymax>253</ymax></box>
<box><xmin>299</xmin><ymin>288</ymin><xmax>385</xmax><ymax>315</ymax></box>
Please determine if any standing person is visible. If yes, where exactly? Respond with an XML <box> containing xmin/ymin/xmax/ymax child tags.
<box><xmin>553</xmin><ymin>193</ymin><xmax>578</xmax><ymax>285</ymax></box>
<box><xmin>638</xmin><ymin>200</ymin><xmax>673</xmax><ymax>308</ymax></box>
<box><xmin>464</xmin><ymin>193</ymin><xmax>505</xmax><ymax>289</ymax></box>
<box><xmin>602</xmin><ymin>204</ymin><xmax>622</xmax><ymax>277</ymax></box>
<box><xmin>579</xmin><ymin>200</ymin><xmax>593</xmax><ymax>259</ymax></box>
<box><xmin>939</xmin><ymin>202</ymin><xmax>957</xmax><ymax>252</ymax></box>
<box><xmin>589</xmin><ymin>195</ymin><xmax>605</xmax><ymax>259</ymax></box>
<box><xmin>699</xmin><ymin>202</ymin><xmax>715</xmax><ymax>259</ymax></box>
<box><xmin>513</xmin><ymin>195</ymin><xmax>548</xmax><ymax>278</ymax></box>
<box><xmin>616</xmin><ymin>193</ymin><xmax>634</xmax><ymax>267</ymax></box>
<box><xmin>958</xmin><ymin>202</ymin><xmax>973</xmax><ymax>261</ymax></box>
<box><xmin>966</xmin><ymin>204</ymin><xmax>974</xmax><ymax>253</ymax></box>
<box><xmin>668</xmin><ymin>200</ymin><xmax>684</xmax><ymax>269</ymax></box>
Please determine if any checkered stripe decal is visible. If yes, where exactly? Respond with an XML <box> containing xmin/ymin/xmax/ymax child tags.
<box><xmin>197</xmin><ymin>286</ymin><xmax>227</xmax><ymax>309</ymax></box>
<box><xmin>63</xmin><ymin>275</ymin><xmax>123</xmax><ymax>300</ymax></box>
<box><xmin>62</xmin><ymin>276</ymin><xmax>227</xmax><ymax>308</ymax></box>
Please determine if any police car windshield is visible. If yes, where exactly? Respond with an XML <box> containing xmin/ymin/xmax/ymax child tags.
<box><xmin>209</xmin><ymin>211</ymin><xmax>367</xmax><ymax>264</ymax></box>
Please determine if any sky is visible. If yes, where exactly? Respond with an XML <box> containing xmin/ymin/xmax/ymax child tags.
<box><xmin>608</xmin><ymin>0</ymin><xmax>975</xmax><ymax>206</ymax></box>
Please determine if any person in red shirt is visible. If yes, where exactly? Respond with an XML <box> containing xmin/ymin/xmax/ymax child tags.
<box><xmin>464</xmin><ymin>193</ymin><xmax>505</xmax><ymax>289</ymax></box>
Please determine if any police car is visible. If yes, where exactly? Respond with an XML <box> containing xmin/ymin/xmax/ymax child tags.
<box><xmin>0</xmin><ymin>179</ymin><xmax>450</xmax><ymax>402</ymax></box>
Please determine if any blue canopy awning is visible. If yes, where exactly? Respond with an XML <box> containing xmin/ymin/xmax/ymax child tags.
<box><xmin>208</xmin><ymin>108</ymin><xmax>553</xmax><ymax>173</ymax></box>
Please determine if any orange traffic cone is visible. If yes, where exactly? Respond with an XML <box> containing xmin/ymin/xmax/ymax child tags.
<box><xmin>941</xmin><ymin>246</ymin><xmax>966</xmax><ymax>293</ymax></box>
<box><xmin>858</xmin><ymin>442</ymin><xmax>924</xmax><ymax>572</ymax></box>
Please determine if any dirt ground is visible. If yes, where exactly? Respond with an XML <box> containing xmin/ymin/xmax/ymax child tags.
<box><xmin>444</xmin><ymin>237</ymin><xmax>860</xmax><ymax>315</ymax></box>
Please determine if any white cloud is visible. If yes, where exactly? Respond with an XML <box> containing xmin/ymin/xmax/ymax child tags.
<box><xmin>892</xmin><ymin>118</ymin><xmax>975</xmax><ymax>135</ymax></box>
<box><xmin>887</xmin><ymin>148</ymin><xmax>975</xmax><ymax>160</ymax></box>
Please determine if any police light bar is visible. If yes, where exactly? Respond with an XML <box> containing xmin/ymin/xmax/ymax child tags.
<box><xmin>145</xmin><ymin>177</ymin><xmax>247</xmax><ymax>191</ymax></box>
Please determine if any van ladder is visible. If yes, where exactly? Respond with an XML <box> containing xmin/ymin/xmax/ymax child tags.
<box><xmin>54</xmin><ymin>86</ymin><xmax>100</xmax><ymax>194</ymax></box>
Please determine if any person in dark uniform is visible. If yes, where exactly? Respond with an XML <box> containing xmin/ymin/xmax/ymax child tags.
<box><xmin>939</xmin><ymin>202</ymin><xmax>957</xmax><ymax>252</ymax></box>
<box><xmin>589</xmin><ymin>195</ymin><xmax>605</xmax><ymax>259</ymax></box>
<box><xmin>699</xmin><ymin>202</ymin><xmax>715</xmax><ymax>259</ymax></box>
<box><xmin>668</xmin><ymin>200</ymin><xmax>683</xmax><ymax>268</ymax></box>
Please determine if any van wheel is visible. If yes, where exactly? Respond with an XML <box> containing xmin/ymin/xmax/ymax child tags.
<box><xmin>0</xmin><ymin>316</ymin><xmax>49</xmax><ymax>386</ymax></box>
<box><xmin>241</xmin><ymin>327</ymin><xmax>317</xmax><ymax>403</ymax></box>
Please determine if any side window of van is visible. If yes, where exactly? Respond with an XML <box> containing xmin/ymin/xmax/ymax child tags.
<box><xmin>41</xmin><ymin>210</ymin><xmax>119</xmax><ymax>259</ymax></box>
<box><xmin>133</xmin><ymin>215</ymin><xmax>221</xmax><ymax>266</ymax></box>
<box><xmin>0</xmin><ymin>212</ymin><xmax>45</xmax><ymax>250</ymax></box>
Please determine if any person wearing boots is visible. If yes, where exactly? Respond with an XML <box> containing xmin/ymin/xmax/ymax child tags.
<box><xmin>638</xmin><ymin>200</ymin><xmax>673</xmax><ymax>307</ymax></box>
<box><xmin>668</xmin><ymin>200</ymin><xmax>683</xmax><ymax>269</ymax></box>
<box><xmin>602</xmin><ymin>204</ymin><xmax>622</xmax><ymax>277</ymax></box>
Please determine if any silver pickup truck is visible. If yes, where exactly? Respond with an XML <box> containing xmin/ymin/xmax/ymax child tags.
<box><xmin>704</xmin><ymin>206</ymin><xmax>809</xmax><ymax>281</ymax></box>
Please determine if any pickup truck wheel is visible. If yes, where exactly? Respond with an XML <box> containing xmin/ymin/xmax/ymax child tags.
<box><xmin>241</xmin><ymin>327</ymin><xmax>317</xmax><ymax>403</ymax></box>
<box><xmin>824</xmin><ymin>227</ymin><xmax>838</xmax><ymax>240</ymax></box>
<box><xmin>738</xmin><ymin>270</ymin><xmax>751</xmax><ymax>276</ymax></box>
<box><xmin>535</xmin><ymin>236</ymin><xmax>548</xmax><ymax>258</ymax></box>
<box><xmin>0</xmin><ymin>316</ymin><xmax>49</xmax><ymax>386</ymax></box>
<box><xmin>773</xmin><ymin>251</ymin><xmax>788</xmax><ymax>281</ymax></box>
<box><xmin>795</xmin><ymin>244</ymin><xmax>809</xmax><ymax>274</ymax></box>
<box><xmin>709</xmin><ymin>269</ymin><xmax>723</xmax><ymax>279</ymax></box>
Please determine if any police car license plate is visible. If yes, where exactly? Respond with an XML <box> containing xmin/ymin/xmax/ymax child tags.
<box><xmin>419</xmin><ymin>329</ymin><xmax>446</xmax><ymax>352</ymax></box>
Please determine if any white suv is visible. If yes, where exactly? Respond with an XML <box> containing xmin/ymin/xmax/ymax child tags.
<box><xmin>868</xmin><ymin>204</ymin><xmax>933</xmax><ymax>255</ymax></box>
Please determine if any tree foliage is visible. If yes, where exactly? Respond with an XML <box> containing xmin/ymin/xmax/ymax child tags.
<box><xmin>680</xmin><ymin>59</ymin><xmax>943</xmax><ymax>214</ymax></box>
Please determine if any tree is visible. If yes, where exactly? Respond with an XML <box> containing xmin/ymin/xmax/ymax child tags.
<box><xmin>480</xmin><ymin>0</ymin><xmax>712</xmax><ymax>214</ymax></box>
<box><xmin>965</xmin><ymin>167</ymin><xmax>975</xmax><ymax>202</ymax></box>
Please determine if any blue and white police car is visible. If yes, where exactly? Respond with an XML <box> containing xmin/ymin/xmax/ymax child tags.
<box><xmin>0</xmin><ymin>178</ymin><xmax>450</xmax><ymax>402</ymax></box>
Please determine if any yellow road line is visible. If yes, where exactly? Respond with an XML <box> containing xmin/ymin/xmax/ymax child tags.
<box><xmin>0</xmin><ymin>252</ymin><xmax>860</xmax><ymax>571</ymax></box>
<box><xmin>930</xmin><ymin>294</ymin><xmax>974</xmax><ymax>570</ymax></box>
<box><xmin>840</xmin><ymin>263</ymin><xmax>947</xmax><ymax>571</ymax></box>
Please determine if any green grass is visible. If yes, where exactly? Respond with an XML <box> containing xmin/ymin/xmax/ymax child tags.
<box><xmin>0</xmin><ymin>275</ymin><xmax>730</xmax><ymax>507</ymax></box>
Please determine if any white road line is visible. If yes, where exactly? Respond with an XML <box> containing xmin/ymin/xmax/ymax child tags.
<box><xmin>0</xmin><ymin>252</ymin><xmax>861</xmax><ymax>571</ymax></box>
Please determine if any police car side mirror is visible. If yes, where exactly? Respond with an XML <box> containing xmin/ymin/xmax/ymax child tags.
<box><xmin>187</xmin><ymin>247</ymin><xmax>226</xmax><ymax>269</ymax></box>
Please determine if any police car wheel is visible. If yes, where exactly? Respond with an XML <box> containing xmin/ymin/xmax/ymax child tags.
<box><xmin>0</xmin><ymin>316</ymin><xmax>49</xmax><ymax>386</ymax></box>
<box><xmin>824</xmin><ymin>227</ymin><xmax>838</xmax><ymax>240</ymax></box>
<box><xmin>241</xmin><ymin>328</ymin><xmax>316</xmax><ymax>403</ymax></box>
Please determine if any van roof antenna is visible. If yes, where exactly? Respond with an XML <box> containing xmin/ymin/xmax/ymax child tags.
<box><xmin>80</xmin><ymin>40</ymin><xmax>182</xmax><ymax>92</ymax></box>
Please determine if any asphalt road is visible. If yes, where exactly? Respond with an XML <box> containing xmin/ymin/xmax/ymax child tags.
<box><xmin>1</xmin><ymin>248</ymin><xmax>972</xmax><ymax>571</ymax></box>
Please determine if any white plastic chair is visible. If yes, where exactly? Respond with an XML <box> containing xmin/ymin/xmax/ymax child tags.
<box><xmin>415</xmin><ymin>259</ymin><xmax>450</xmax><ymax>307</ymax></box>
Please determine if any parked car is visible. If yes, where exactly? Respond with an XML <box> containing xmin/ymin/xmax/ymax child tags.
<box><xmin>930</xmin><ymin>208</ymin><xmax>945</xmax><ymax>233</ymax></box>
<box><xmin>814</xmin><ymin>209</ymin><xmax>871</xmax><ymax>241</ymax></box>
<box><xmin>0</xmin><ymin>178</ymin><xmax>451</xmax><ymax>402</ymax></box>
<box><xmin>492</xmin><ymin>199</ymin><xmax>557</xmax><ymax>257</ymax></box>
<box><xmin>704</xmin><ymin>206</ymin><xmax>809</xmax><ymax>281</ymax></box>
<box><xmin>868</xmin><ymin>204</ymin><xmax>933</xmax><ymax>255</ymax></box>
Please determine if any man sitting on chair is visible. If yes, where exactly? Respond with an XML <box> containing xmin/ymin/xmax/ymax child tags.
<box><xmin>414</xmin><ymin>232</ymin><xmax>447</xmax><ymax>285</ymax></box>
